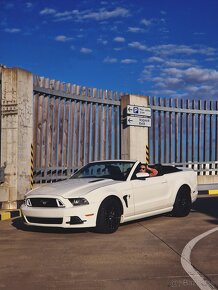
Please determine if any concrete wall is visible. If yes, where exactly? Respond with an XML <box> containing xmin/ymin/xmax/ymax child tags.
<box><xmin>121</xmin><ymin>94</ymin><xmax>149</xmax><ymax>162</ymax></box>
<box><xmin>0</xmin><ymin>67</ymin><xmax>33</xmax><ymax>209</ymax></box>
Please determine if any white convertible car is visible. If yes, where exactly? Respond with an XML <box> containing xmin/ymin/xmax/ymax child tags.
<box><xmin>21</xmin><ymin>160</ymin><xmax>198</xmax><ymax>233</ymax></box>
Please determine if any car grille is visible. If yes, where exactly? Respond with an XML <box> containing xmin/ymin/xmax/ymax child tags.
<box><xmin>29</xmin><ymin>198</ymin><xmax>60</xmax><ymax>208</ymax></box>
<box><xmin>26</xmin><ymin>216</ymin><xmax>63</xmax><ymax>224</ymax></box>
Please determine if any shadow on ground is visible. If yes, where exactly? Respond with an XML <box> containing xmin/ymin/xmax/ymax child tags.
<box><xmin>12</xmin><ymin>217</ymin><xmax>94</xmax><ymax>234</ymax></box>
<box><xmin>192</xmin><ymin>195</ymin><xmax>218</xmax><ymax>225</ymax></box>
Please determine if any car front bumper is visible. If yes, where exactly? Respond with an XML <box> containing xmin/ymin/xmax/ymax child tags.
<box><xmin>21</xmin><ymin>204</ymin><xmax>97</xmax><ymax>228</ymax></box>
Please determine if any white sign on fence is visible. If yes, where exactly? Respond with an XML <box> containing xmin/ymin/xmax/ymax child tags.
<box><xmin>127</xmin><ymin>105</ymin><xmax>151</xmax><ymax>117</ymax></box>
<box><xmin>126</xmin><ymin>116</ymin><xmax>151</xmax><ymax>127</ymax></box>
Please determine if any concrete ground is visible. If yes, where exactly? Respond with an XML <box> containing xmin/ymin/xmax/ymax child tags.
<box><xmin>0</xmin><ymin>194</ymin><xmax>218</xmax><ymax>290</ymax></box>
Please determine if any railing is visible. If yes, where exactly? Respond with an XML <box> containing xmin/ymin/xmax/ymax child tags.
<box><xmin>148</xmin><ymin>97</ymin><xmax>218</xmax><ymax>175</ymax></box>
<box><xmin>33</xmin><ymin>76</ymin><xmax>121</xmax><ymax>183</ymax></box>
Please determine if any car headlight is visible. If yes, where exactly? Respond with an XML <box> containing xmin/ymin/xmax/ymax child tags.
<box><xmin>69</xmin><ymin>198</ymin><xmax>89</xmax><ymax>206</ymax></box>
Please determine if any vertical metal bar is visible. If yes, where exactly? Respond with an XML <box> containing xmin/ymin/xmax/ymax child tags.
<box><xmin>83</xmin><ymin>102</ymin><xmax>87</xmax><ymax>165</ymax></box>
<box><xmin>94</xmin><ymin>104</ymin><xmax>99</xmax><ymax>160</ymax></box>
<box><xmin>50</xmin><ymin>98</ymin><xmax>55</xmax><ymax>170</ymax></box>
<box><xmin>61</xmin><ymin>99</ymin><xmax>66</xmax><ymax>172</ymax></box>
<box><xmin>180</xmin><ymin>99</ymin><xmax>184</xmax><ymax>163</ymax></box>
<box><xmin>117</xmin><ymin>106</ymin><xmax>121</xmax><ymax>159</ymax></box>
<box><xmin>45</xmin><ymin>96</ymin><xmax>50</xmax><ymax>181</ymax></box>
<box><xmin>105</xmin><ymin>105</ymin><xmax>109</xmax><ymax>160</ymax></box>
<box><xmin>72</xmin><ymin>100</ymin><xmax>77</xmax><ymax>169</ymax></box>
<box><xmin>88</xmin><ymin>103</ymin><xmax>93</xmax><ymax>162</ymax></box>
<box><xmin>40</xmin><ymin>95</ymin><xmax>45</xmax><ymax>172</ymax></box>
<box><xmin>66</xmin><ymin>100</ymin><xmax>71</xmax><ymax>169</ymax></box>
<box><xmin>111</xmin><ymin>105</ymin><xmax>115</xmax><ymax>159</ymax></box>
<box><xmin>56</xmin><ymin>97</ymin><xmax>61</xmax><ymax>179</ymax></box>
<box><xmin>152</xmin><ymin>97</ymin><xmax>156</xmax><ymax>163</ymax></box>
<box><xmin>198</xmin><ymin>100</ymin><xmax>202</xmax><ymax>162</ymax></box>
<box><xmin>186</xmin><ymin>100</ymin><xmax>190</xmax><ymax>162</ymax></box>
<box><xmin>169</xmin><ymin>98</ymin><xmax>173</xmax><ymax>163</ymax></box>
<box><xmin>209</xmin><ymin>101</ymin><xmax>213</xmax><ymax>162</ymax></box>
<box><xmin>192</xmin><ymin>100</ymin><xmax>196</xmax><ymax>162</ymax></box>
<box><xmin>203</xmin><ymin>101</ymin><xmax>207</xmax><ymax>162</ymax></box>
<box><xmin>33</xmin><ymin>93</ymin><xmax>39</xmax><ymax>170</ymax></box>
<box><xmin>163</xmin><ymin>98</ymin><xmax>167</xmax><ymax>164</ymax></box>
<box><xmin>158</xmin><ymin>98</ymin><xmax>162</xmax><ymax>163</ymax></box>
<box><xmin>99</xmin><ymin>103</ymin><xmax>103</xmax><ymax>160</ymax></box>
<box><xmin>77</xmin><ymin>101</ymin><xmax>82</xmax><ymax>166</ymax></box>
<box><xmin>175</xmin><ymin>98</ymin><xmax>178</xmax><ymax>163</ymax></box>
<box><xmin>209</xmin><ymin>101</ymin><xmax>213</xmax><ymax>175</ymax></box>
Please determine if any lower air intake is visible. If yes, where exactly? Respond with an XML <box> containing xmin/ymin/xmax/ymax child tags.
<box><xmin>26</xmin><ymin>216</ymin><xmax>63</xmax><ymax>224</ymax></box>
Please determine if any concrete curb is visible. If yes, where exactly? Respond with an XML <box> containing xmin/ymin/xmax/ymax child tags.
<box><xmin>0</xmin><ymin>209</ymin><xmax>21</xmax><ymax>221</ymax></box>
<box><xmin>198</xmin><ymin>184</ymin><xmax>218</xmax><ymax>195</ymax></box>
<box><xmin>198</xmin><ymin>189</ymin><xmax>218</xmax><ymax>195</ymax></box>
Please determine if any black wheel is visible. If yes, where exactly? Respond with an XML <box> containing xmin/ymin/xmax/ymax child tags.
<box><xmin>171</xmin><ymin>187</ymin><xmax>191</xmax><ymax>217</ymax></box>
<box><xmin>96</xmin><ymin>198</ymin><xmax>122</xmax><ymax>233</ymax></box>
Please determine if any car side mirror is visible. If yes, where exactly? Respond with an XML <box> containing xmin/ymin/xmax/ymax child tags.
<box><xmin>136</xmin><ymin>172</ymin><xmax>149</xmax><ymax>179</ymax></box>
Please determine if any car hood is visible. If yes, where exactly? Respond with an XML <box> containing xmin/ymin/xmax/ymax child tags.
<box><xmin>26</xmin><ymin>178</ymin><xmax>121</xmax><ymax>198</ymax></box>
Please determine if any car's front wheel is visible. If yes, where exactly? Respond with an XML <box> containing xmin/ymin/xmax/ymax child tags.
<box><xmin>96</xmin><ymin>198</ymin><xmax>122</xmax><ymax>233</ymax></box>
<box><xmin>171</xmin><ymin>187</ymin><xmax>191</xmax><ymax>217</ymax></box>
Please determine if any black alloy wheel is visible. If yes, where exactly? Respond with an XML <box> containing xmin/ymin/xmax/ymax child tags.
<box><xmin>96</xmin><ymin>198</ymin><xmax>122</xmax><ymax>233</ymax></box>
<box><xmin>171</xmin><ymin>188</ymin><xmax>191</xmax><ymax>217</ymax></box>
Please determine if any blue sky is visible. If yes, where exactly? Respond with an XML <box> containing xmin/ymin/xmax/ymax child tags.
<box><xmin>1</xmin><ymin>0</ymin><xmax>218</xmax><ymax>99</ymax></box>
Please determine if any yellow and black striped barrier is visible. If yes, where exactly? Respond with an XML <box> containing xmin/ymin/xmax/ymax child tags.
<box><xmin>30</xmin><ymin>143</ymin><xmax>34</xmax><ymax>189</ymax></box>
<box><xmin>0</xmin><ymin>210</ymin><xmax>21</xmax><ymax>221</ymax></box>
<box><xmin>146</xmin><ymin>145</ymin><xmax>149</xmax><ymax>164</ymax></box>
<box><xmin>198</xmin><ymin>189</ymin><xmax>218</xmax><ymax>195</ymax></box>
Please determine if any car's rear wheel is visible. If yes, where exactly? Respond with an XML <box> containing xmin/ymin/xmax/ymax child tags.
<box><xmin>171</xmin><ymin>187</ymin><xmax>191</xmax><ymax>217</ymax></box>
<box><xmin>96</xmin><ymin>198</ymin><xmax>122</xmax><ymax>233</ymax></box>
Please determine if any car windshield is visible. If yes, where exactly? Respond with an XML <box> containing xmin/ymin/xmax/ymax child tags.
<box><xmin>71</xmin><ymin>161</ymin><xmax>136</xmax><ymax>181</ymax></box>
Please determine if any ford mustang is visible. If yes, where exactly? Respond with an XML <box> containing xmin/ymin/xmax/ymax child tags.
<box><xmin>21</xmin><ymin>160</ymin><xmax>198</xmax><ymax>233</ymax></box>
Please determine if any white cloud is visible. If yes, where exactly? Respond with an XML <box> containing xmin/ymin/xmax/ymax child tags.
<box><xmin>129</xmin><ymin>43</ymin><xmax>216</xmax><ymax>58</ymax></box>
<box><xmin>114</xmin><ymin>36</ymin><xmax>125</xmax><ymax>42</ymax></box>
<box><xmin>98</xmin><ymin>38</ymin><xmax>108</xmax><ymax>45</ymax></box>
<box><xmin>80</xmin><ymin>47</ymin><xmax>92</xmax><ymax>54</ymax></box>
<box><xmin>149</xmin><ymin>44</ymin><xmax>216</xmax><ymax>56</ymax></box>
<box><xmin>40</xmin><ymin>8</ymin><xmax>56</xmax><ymax>15</ymax></box>
<box><xmin>4</xmin><ymin>28</ymin><xmax>21</xmax><ymax>33</ymax></box>
<box><xmin>140</xmin><ymin>65</ymin><xmax>218</xmax><ymax>98</ymax></box>
<box><xmin>82</xmin><ymin>7</ymin><xmax>129</xmax><ymax>21</ymax></box>
<box><xmin>26</xmin><ymin>2</ymin><xmax>33</xmax><ymax>8</ymax></box>
<box><xmin>55</xmin><ymin>35</ymin><xmax>73</xmax><ymax>42</ymax></box>
<box><xmin>121</xmin><ymin>59</ymin><xmax>137</xmax><ymax>64</ymax></box>
<box><xmin>141</xmin><ymin>19</ymin><xmax>152</xmax><ymax>26</ymax></box>
<box><xmin>128</xmin><ymin>27</ymin><xmax>144</xmax><ymax>33</ymax></box>
<box><xmin>52</xmin><ymin>7</ymin><xmax>129</xmax><ymax>22</ymax></box>
<box><xmin>128</xmin><ymin>41</ymin><xmax>147</xmax><ymax>50</ymax></box>
<box><xmin>147</xmin><ymin>56</ymin><xmax>164</xmax><ymax>63</ymax></box>
<box><xmin>103</xmin><ymin>56</ymin><xmax>117</xmax><ymax>63</ymax></box>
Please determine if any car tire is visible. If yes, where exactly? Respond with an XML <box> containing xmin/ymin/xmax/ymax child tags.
<box><xmin>96</xmin><ymin>198</ymin><xmax>122</xmax><ymax>233</ymax></box>
<box><xmin>171</xmin><ymin>187</ymin><xmax>191</xmax><ymax>217</ymax></box>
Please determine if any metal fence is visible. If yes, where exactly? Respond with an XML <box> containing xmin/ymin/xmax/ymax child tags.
<box><xmin>33</xmin><ymin>76</ymin><xmax>121</xmax><ymax>183</ymax></box>
<box><xmin>148</xmin><ymin>97</ymin><xmax>218</xmax><ymax>175</ymax></box>
<box><xmin>32</xmin><ymin>75</ymin><xmax>218</xmax><ymax>182</ymax></box>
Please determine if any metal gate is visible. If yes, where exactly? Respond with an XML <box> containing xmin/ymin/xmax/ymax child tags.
<box><xmin>148</xmin><ymin>96</ymin><xmax>218</xmax><ymax>176</ymax></box>
<box><xmin>33</xmin><ymin>76</ymin><xmax>121</xmax><ymax>183</ymax></box>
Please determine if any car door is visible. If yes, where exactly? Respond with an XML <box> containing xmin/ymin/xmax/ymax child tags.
<box><xmin>131</xmin><ymin>175</ymin><xmax>170</xmax><ymax>215</ymax></box>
